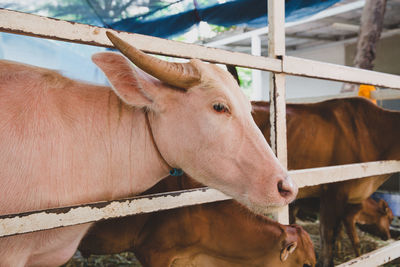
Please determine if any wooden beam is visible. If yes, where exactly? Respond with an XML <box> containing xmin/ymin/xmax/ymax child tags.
<box><xmin>353</xmin><ymin>0</ymin><xmax>387</xmax><ymax>70</ymax></box>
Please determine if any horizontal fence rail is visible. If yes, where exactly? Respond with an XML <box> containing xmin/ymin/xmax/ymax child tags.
<box><xmin>1</xmin><ymin>8</ymin><xmax>400</xmax><ymax>266</ymax></box>
<box><xmin>336</xmin><ymin>240</ymin><xmax>400</xmax><ymax>267</ymax></box>
<box><xmin>1</xmin><ymin>160</ymin><xmax>399</xmax><ymax>238</ymax></box>
<box><xmin>0</xmin><ymin>188</ymin><xmax>230</xmax><ymax>238</ymax></box>
<box><xmin>1</xmin><ymin>9</ymin><xmax>400</xmax><ymax>89</ymax></box>
<box><xmin>0</xmin><ymin>8</ymin><xmax>281</xmax><ymax>72</ymax></box>
<box><xmin>291</xmin><ymin>160</ymin><xmax>400</xmax><ymax>188</ymax></box>
<box><xmin>283</xmin><ymin>56</ymin><xmax>400</xmax><ymax>90</ymax></box>
<box><xmin>287</xmin><ymin>89</ymin><xmax>400</xmax><ymax>104</ymax></box>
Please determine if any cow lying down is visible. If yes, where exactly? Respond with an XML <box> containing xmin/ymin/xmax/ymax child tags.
<box><xmin>79</xmin><ymin>175</ymin><xmax>316</xmax><ymax>267</ymax></box>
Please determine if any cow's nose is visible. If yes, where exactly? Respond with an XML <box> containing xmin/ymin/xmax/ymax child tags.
<box><xmin>277</xmin><ymin>176</ymin><xmax>298</xmax><ymax>202</ymax></box>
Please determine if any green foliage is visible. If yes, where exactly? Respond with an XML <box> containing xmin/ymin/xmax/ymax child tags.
<box><xmin>237</xmin><ymin>67</ymin><xmax>253</xmax><ymax>99</ymax></box>
<box><xmin>209</xmin><ymin>24</ymin><xmax>235</xmax><ymax>34</ymax></box>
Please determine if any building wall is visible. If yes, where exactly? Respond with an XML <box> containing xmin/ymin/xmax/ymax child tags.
<box><xmin>346</xmin><ymin>34</ymin><xmax>400</xmax><ymax>112</ymax></box>
<box><xmin>345</xmin><ymin>34</ymin><xmax>400</xmax><ymax>75</ymax></box>
<box><xmin>259</xmin><ymin>34</ymin><xmax>400</xmax><ymax>103</ymax></box>
<box><xmin>259</xmin><ymin>42</ymin><xmax>346</xmax><ymax>101</ymax></box>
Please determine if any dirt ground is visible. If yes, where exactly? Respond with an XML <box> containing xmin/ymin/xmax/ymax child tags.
<box><xmin>297</xmin><ymin>219</ymin><xmax>399</xmax><ymax>267</ymax></box>
<box><xmin>64</xmin><ymin>217</ymin><xmax>400</xmax><ymax>267</ymax></box>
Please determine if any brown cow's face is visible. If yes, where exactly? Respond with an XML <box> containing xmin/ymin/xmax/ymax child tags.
<box><xmin>375</xmin><ymin>200</ymin><xmax>394</xmax><ymax>240</ymax></box>
<box><xmin>93</xmin><ymin>33</ymin><xmax>297</xmax><ymax>213</ymax></box>
<box><xmin>358</xmin><ymin>199</ymin><xmax>394</xmax><ymax>240</ymax></box>
<box><xmin>281</xmin><ymin>224</ymin><xmax>316</xmax><ymax>267</ymax></box>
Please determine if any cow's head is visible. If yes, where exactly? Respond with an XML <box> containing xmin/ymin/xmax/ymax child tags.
<box><xmin>279</xmin><ymin>224</ymin><xmax>316</xmax><ymax>267</ymax></box>
<box><xmin>92</xmin><ymin>32</ymin><xmax>297</xmax><ymax>214</ymax></box>
<box><xmin>358</xmin><ymin>199</ymin><xmax>394</xmax><ymax>240</ymax></box>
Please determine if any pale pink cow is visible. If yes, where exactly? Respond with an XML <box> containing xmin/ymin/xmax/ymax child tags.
<box><xmin>0</xmin><ymin>32</ymin><xmax>297</xmax><ymax>266</ymax></box>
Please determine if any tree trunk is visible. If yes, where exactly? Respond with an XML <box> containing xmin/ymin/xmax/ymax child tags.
<box><xmin>341</xmin><ymin>0</ymin><xmax>387</xmax><ymax>93</ymax></box>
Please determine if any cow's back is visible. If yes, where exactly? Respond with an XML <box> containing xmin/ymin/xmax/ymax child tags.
<box><xmin>252</xmin><ymin>98</ymin><xmax>399</xmax><ymax>200</ymax></box>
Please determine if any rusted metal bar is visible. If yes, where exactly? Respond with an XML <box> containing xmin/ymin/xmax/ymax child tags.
<box><xmin>287</xmin><ymin>89</ymin><xmax>400</xmax><ymax>104</ymax></box>
<box><xmin>0</xmin><ymin>187</ymin><xmax>230</xmax><ymax>238</ymax></box>
<box><xmin>336</xmin><ymin>240</ymin><xmax>400</xmax><ymax>267</ymax></box>
<box><xmin>0</xmin><ymin>8</ymin><xmax>281</xmax><ymax>72</ymax></box>
<box><xmin>1</xmin><ymin>160</ymin><xmax>398</xmax><ymax>238</ymax></box>
<box><xmin>283</xmin><ymin>56</ymin><xmax>400</xmax><ymax>90</ymax></box>
<box><xmin>1</xmin><ymin>9</ymin><xmax>400</xmax><ymax>89</ymax></box>
<box><xmin>1</xmin><ymin>8</ymin><xmax>400</xmax><ymax>265</ymax></box>
<box><xmin>268</xmin><ymin>0</ymin><xmax>289</xmax><ymax>224</ymax></box>
<box><xmin>292</xmin><ymin>160</ymin><xmax>400</xmax><ymax>188</ymax></box>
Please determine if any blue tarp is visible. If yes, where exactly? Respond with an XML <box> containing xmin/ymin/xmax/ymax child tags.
<box><xmin>1</xmin><ymin>0</ymin><xmax>341</xmax><ymax>38</ymax></box>
<box><xmin>112</xmin><ymin>0</ymin><xmax>341</xmax><ymax>38</ymax></box>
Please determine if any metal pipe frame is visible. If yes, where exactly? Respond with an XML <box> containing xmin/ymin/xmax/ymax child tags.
<box><xmin>0</xmin><ymin>5</ymin><xmax>399</xmax><ymax>266</ymax></box>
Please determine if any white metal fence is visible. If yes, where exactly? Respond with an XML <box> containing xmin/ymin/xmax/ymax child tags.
<box><xmin>1</xmin><ymin>2</ymin><xmax>400</xmax><ymax>266</ymax></box>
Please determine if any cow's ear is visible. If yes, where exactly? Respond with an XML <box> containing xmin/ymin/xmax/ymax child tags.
<box><xmin>280</xmin><ymin>241</ymin><xmax>297</xmax><ymax>262</ymax></box>
<box><xmin>92</xmin><ymin>52</ymin><xmax>160</xmax><ymax>109</ymax></box>
<box><xmin>378</xmin><ymin>199</ymin><xmax>389</xmax><ymax>213</ymax></box>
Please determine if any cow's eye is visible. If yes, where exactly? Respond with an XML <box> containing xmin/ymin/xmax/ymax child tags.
<box><xmin>213</xmin><ymin>103</ymin><xmax>229</xmax><ymax>113</ymax></box>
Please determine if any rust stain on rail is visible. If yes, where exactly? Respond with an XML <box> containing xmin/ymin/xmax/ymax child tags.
<box><xmin>0</xmin><ymin>187</ymin><xmax>221</xmax><ymax>238</ymax></box>
<box><xmin>0</xmin><ymin>27</ymin><xmax>114</xmax><ymax>48</ymax></box>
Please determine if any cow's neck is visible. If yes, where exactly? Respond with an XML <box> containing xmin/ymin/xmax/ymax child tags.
<box><xmin>371</xmin><ymin>109</ymin><xmax>400</xmax><ymax>161</ymax></box>
<box><xmin>93</xmin><ymin>90</ymin><xmax>172</xmax><ymax>201</ymax></box>
<box><xmin>390</xmin><ymin>111</ymin><xmax>400</xmax><ymax>160</ymax></box>
<box><xmin>36</xmin><ymin>86</ymin><xmax>171</xmax><ymax>209</ymax></box>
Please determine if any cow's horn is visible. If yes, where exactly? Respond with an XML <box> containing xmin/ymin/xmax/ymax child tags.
<box><xmin>106</xmin><ymin>31</ymin><xmax>200</xmax><ymax>89</ymax></box>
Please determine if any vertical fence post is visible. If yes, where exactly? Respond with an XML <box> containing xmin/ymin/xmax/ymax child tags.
<box><xmin>268</xmin><ymin>0</ymin><xmax>289</xmax><ymax>224</ymax></box>
<box><xmin>251</xmin><ymin>35</ymin><xmax>262</xmax><ymax>100</ymax></box>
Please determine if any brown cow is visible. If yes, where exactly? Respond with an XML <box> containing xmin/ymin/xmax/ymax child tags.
<box><xmin>0</xmin><ymin>32</ymin><xmax>297</xmax><ymax>266</ymax></box>
<box><xmin>79</xmin><ymin>175</ymin><xmax>316</xmax><ymax>267</ymax></box>
<box><xmin>252</xmin><ymin>99</ymin><xmax>400</xmax><ymax>267</ymax></box>
<box><xmin>292</xmin><ymin>197</ymin><xmax>394</xmax><ymax>256</ymax></box>
<box><xmin>342</xmin><ymin>197</ymin><xmax>394</xmax><ymax>256</ymax></box>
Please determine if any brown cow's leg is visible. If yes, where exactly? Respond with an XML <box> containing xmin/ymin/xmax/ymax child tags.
<box><xmin>318</xmin><ymin>188</ymin><xmax>346</xmax><ymax>267</ymax></box>
<box><xmin>343</xmin><ymin>203</ymin><xmax>363</xmax><ymax>256</ymax></box>
<box><xmin>335</xmin><ymin>223</ymin><xmax>343</xmax><ymax>258</ymax></box>
<box><xmin>289</xmin><ymin>203</ymin><xmax>299</xmax><ymax>224</ymax></box>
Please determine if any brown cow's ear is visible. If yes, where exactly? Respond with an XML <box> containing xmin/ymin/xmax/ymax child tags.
<box><xmin>280</xmin><ymin>241</ymin><xmax>297</xmax><ymax>262</ymax></box>
<box><xmin>378</xmin><ymin>199</ymin><xmax>389</xmax><ymax>213</ymax></box>
<box><xmin>92</xmin><ymin>52</ymin><xmax>162</xmax><ymax>109</ymax></box>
